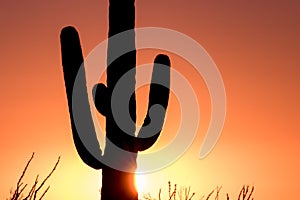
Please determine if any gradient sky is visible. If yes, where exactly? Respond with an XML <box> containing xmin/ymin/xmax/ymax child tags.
<box><xmin>0</xmin><ymin>0</ymin><xmax>299</xmax><ymax>199</ymax></box>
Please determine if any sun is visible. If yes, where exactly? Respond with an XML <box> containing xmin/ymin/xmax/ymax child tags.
<box><xmin>135</xmin><ymin>174</ymin><xmax>146</xmax><ymax>193</ymax></box>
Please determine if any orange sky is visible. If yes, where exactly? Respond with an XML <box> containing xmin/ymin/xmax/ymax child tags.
<box><xmin>0</xmin><ymin>0</ymin><xmax>299</xmax><ymax>199</ymax></box>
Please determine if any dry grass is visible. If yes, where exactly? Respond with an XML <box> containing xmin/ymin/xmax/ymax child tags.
<box><xmin>140</xmin><ymin>181</ymin><xmax>254</xmax><ymax>200</ymax></box>
<box><xmin>6</xmin><ymin>153</ymin><xmax>60</xmax><ymax>200</ymax></box>
<box><xmin>7</xmin><ymin>154</ymin><xmax>253</xmax><ymax>200</ymax></box>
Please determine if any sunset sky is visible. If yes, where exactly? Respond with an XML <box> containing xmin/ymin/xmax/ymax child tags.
<box><xmin>0</xmin><ymin>0</ymin><xmax>299</xmax><ymax>199</ymax></box>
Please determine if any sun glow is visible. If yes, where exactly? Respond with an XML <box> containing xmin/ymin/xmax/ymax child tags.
<box><xmin>135</xmin><ymin>174</ymin><xmax>147</xmax><ymax>193</ymax></box>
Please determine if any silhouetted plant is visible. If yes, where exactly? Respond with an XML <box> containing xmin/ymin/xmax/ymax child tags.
<box><xmin>60</xmin><ymin>0</ymin><xmax>170</xmax><ymax>199</ymax></box>
<box><xmin>140</xmin><ymin>182</ymin><xmax>254</xmax><ymax>200</ymax></box>
<box><xmin>7</xmin><ymin>153</ymin><xmax>60</xmax><ymax>200</ymax></box>
<box><xmin>236</xmin><ymin>185</ymin><xmax>254</xmax><ymax>200</ymax></box>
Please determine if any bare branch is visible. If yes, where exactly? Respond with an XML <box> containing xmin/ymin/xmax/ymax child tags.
<box><xmin>158</xmin><ymin>188</ymin><xmax>161</xmax><ymax>200</ymax></box>
<box><xmin>238</xmin><ymin>186</ymin><xmax>244</xmax><ymax>200</ymax></box>
<box><xmin>34</xmin><ymin>156</ymin><xmax>60</xmax><ymax>199</ymax></box>
<box><xmin>206</xmin><ymin>189</ymin><xmax>215</xmax><ymax>200</ymax></box>
<box><xmin>38</xmin><ymin>186</ymin><xmax>50</xmax><ymax>200</ymax></box>
<box><xmin>23</xmin><ymin>175</ymin><xmax>38</xmax><ymax>200</ymax></box>
<box><xmin>18</xmin><ymin>153</ymin><xmax>35</xmax><ymax>187</ymax></box>
<box><xmin>11</xmin><ymin>153</ymin><xmax>34</xmax><ymax>200</ymax></box>
<box><xmin>247</xmin><ymin>186</ymin><xmax>254</xmax><ymax>200</ymax></box>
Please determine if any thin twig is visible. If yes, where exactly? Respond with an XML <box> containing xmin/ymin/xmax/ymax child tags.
<box><xmin>188</xmin><ymin>192</ymin><xmax>195</xmax><ymax>200</ymax></box>
<box><xmin>24</xmin><ymin>175</ymin><xmax>39</xmax><ymax>200</ymax></box>
<box><xmin>238</xmin><ymin>186</ymin><xmax>244</xmax><ymax>200</ymax></box>
<box><xmin>243</xmin><ymin>186</ymin><xmax>249</xmax><ymax>200</ymax></box>
<box><xmin>33</xmin><ymin>156</ymin><xmax>60</xmax><ymax>199</ymax></box>
<box><xmin>214</xmin><ymin>186</ymin><xmax>222</xmax><ymax>200</ymax></box>
<box><xmin>19</xmin><ymin>183</ymin><xmax>27</xmax><ymax>196</ymax></box>
<box><xmin>38</xmin><ymin>186</ymin><xmax>50</xmax><ymax>200</ymax></box>
<box><xmin>206</xmin><ymin>189</ymin><xmax>215</xmax><ymax>200</ymax></box>
<box><xmin>246</xmin><ymin>186</ymin><xmax>254</xmax><ymax>200</ymax></box>
<box><xmin>18</xmin><ymin>153</ymin><xmax>35</xmax><ymax>186</ymax></box>
<box><xmin>159</xmin><ymin>188</ymin><xmax>161</xmax><ymax>200</ymax></box>
<box><xmin>12</xmin><ymin>153</ymin><xmax>35</xmax><ymax>200</ymax></box>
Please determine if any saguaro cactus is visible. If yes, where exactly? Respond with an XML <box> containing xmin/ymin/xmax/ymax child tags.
<box><xmin>60</xmin><ymin>0</ymin><xmax>170</xmax><ymax>199</ymax></box>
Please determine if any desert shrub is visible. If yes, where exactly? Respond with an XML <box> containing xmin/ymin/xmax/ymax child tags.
<box><xmin>140</xmin><ymin>181</ymin><xmax>254</xmax><ymax>200</ymax></box>
<box><xmin>7</xmin><ymin>153</ymin><xmax>60</xmax><ymax>200</ymax></box>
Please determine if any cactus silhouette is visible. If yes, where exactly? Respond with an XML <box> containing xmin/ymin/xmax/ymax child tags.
<box><xmin>60</xmin><ymin>0</ymin><xmax>170</xmax><ymax>199</ymax></box>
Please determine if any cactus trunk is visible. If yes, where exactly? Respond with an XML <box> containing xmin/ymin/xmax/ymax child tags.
<box><xmin>102</xmin><ymin>0</ymin><xmax>137</xmax><ymax>199</ymax></box>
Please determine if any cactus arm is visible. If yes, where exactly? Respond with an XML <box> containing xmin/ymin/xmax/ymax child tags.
<box><xmin>136</xmin><ymin>54</ymin><xmax>171</xmax><ymax>151</ymax></box>
<box><xmin>60</xmin><ymin>26</ymin><xmax>103</xmax><ymax>169</ymax></box>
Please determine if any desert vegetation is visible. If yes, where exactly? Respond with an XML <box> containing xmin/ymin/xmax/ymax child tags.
<box><xmin>6</xmin><ymin>153</ymin><xmax>60</xmax><ymax>200</ymax></box>
<box><xmin>141</xmin><ymin>181</ymin><xmax>254</xmax><ymax>200</ymax></box>
<box><xmin>7</xmin><ymin>154</ymin><xmax>254</xmax><ymax>200</ymax></box>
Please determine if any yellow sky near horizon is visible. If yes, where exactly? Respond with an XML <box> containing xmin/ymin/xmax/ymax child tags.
<box><xmin>0</xmin><ymin>0</ymin><xmax>299</xmax><ymax>199</ymax></box>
